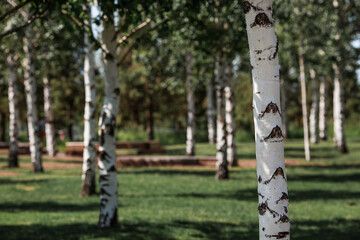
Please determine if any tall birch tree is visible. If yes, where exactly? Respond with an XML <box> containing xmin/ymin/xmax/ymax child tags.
<box><xmin>207</xmin><ymin>77</ymin><xmax>216</xmax><ymax>144</ymax></box>
<box><xmin>81</xmin><ymin>5</ymin><xmax>97</xmax><ymax>196</ymax></box>
<box><xmin>7</xmin><ymin>52</ymin><xmax>19</xmax><ymax>168</ymax></box>
<box><xmin>309</xmin><ymin>69</ymin><xmax>319</xmax><ymax>144</ymax></box>
<box><xmin>43</xmin><ymin>75</ymin><xmax>56</xmax><ymax>156</ymax></box>
<box><xmin>318</xmin><ymin>76</ymin><xmax>327</xmax><ymax>140</ymax></box>
<box><xmin>244</xmin><ymin>1</ymin><xmax>290</xmax><ymax>239</ymax></box>
<box><xmin>186</xmin><ymin>50</ymin><xmax>195</xmax><ymax>156</ymax></box>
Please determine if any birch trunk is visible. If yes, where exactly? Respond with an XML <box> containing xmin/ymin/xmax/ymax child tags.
<box><xmin>22</xmin><ymin>11</ymin><xmax>43</xmax><ymax>172</ymax></box>
<box><xmin>309</xmin><ymin>69</ymin><xmax>319</xmax><ymax>144</ymax></box>
<box><xmin>186</xmin><ymin>51</ymin><xmax>195</xmax><ymax>156</ymax></box>
<box><xmin>145</xmin><ymin>78</ymin><xmax>154</xmax><ymax>140</ymax></box>
<box><xmin>43</xmin><ymin>75</ymin><xmax>56</xmax><ymax>156</ymax></box>
<box><xmin>224</xmin><ymin>59</ymin><xmax>237</xmax><ymax>167</ymax></box>
<box><xmin>319</xmin><ymin>76</ymin><xmax>327</xmax><ymax>140</ymax></box>
<box><xmin>215</xmin><ymin>50</ymin><xmax>228</xmax><ymax>179</ymax></box>
<box><xmin>332</xmin><ymin>63</ymin><xmax>348</xmax><ymax>153</ymax></box>
<box><xmin>298</xmin><ymin>33</ymin><xmax>311</xmax><ymax>161</ymax></box>
<box><xmin>280</xmin><ymin>77</ymin><xmax>289</xmax><ymax>139</ymax></box>
<box><xmin>244</xmin><ymin>1</ymin><xmax>290</xmax><ymax>239</ymax></box>
<box><xmin>81</xmin><ymin>14</ymin><xmax>97</xmax><ymax>196</ymax></box>
<box><xmin>207</xmin><ymin>78</ymin><xmax>216</xmax><ymax>144</ymax></box>
<box><xmin>98</xmin><ymin>22</ymin><xmax>119</xmax><ymax>227</ymax></box>
<box><xmin>7</xmin><ymin>53</ymin><xmax>19</xmax><ymax>168</ymax></box>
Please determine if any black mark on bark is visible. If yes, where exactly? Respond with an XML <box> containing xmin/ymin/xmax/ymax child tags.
<box><xmin>100</xmin><ymin>188</ymin><xmax>111</xmax><ymax>196</ymax></box>
<box><xmin>261</xmin><ymin>125</ymin><xmax>283</xmax><ymax>142</ymax></box>
<box><xmin>264</xmin><ymin>167</ymin><xmax>286</xmax><ymax>184</ymax></box>
<box><xmin>275</xmin><ymin>192</ymin><xmax>289</xmax><ymax>204</ymax></box>
<box><xmin>258</xmin><ymin>201</ymin><xmax>279</xmax><ymax>217</ymax></box>
<box><xmin>258</xmin><ymin>193</ymin><xmax>265</xmax><ymax>199</ymax></box>
<box><xmin>243</xmin><ymin>1</ymin><xmax>262</xmax><ymax>14</ymax></box>
<box><xmin>258</xmin><ymin>102</ymin><xmax>281</xmax><ymax>119</ymax></box>
<box><xmin>275</xmin><ymin>215</ymin><xmax>290</xmax><ymax>224</ymax></box>
<box><xmin>265</xmin><ymin>231</ymin><xmax>290</xmax><ymax>239</ymax></box>
<box><xmin>269</xmin><ymin>38</ymin><xmax>279</xmax><ymax>60</ymax></box>
<box><xmin>258</xmin><ymin>175</ymin><xmax>262</xmax><ymax>183</ymax></box>
<box><xmin>284</xmin><ymin>206</ymin><xmax>288</xmax><ymax>213</ymax></box>
<box><xmin>251</xmin><ymin>13</ymin><xmax>273</xmax><ymax>28</ymax></box>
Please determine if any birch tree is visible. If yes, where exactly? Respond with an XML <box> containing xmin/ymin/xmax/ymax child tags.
<box><xmin>7</xmin><ymin>53</ymin><xmax>19</xmax><ymax>168</ymax></box>
<box><xmin>43</xmin><ymin>75</ymin><xmax>56</xmax><ymax>156</ymax></box>
<box><xmin>207</xmin><ymin>77</ymin><xmax>216</xmax><ymax>144</ymax></box>
<box><xmin>81</xmin><ymin>5</ymin><xmax>97</xmax><ymax>196</ymax></box>
<box><xmin>215</xmin><ymin>50</ymin><xmax>228</xmax><ymax>179</ymax></box>
<box><xmin>318</xmin><ymin>76</ymin><xmax>327</xmax><ymax>140</ymax></box>
<box><xmin>186</xmin><ymin>50</ymin><xmax>195</xmax><ymax>156</ymax></box>
<box><xmin>224</xmin><ymin>59</ymin><xmax>237</xmax><ymax>167</ymax></box>
<box><xmin>22</xmin><ymin>10</ymin><xmax>43</xmax><ymax>172</ymax></box>
<box><xmin>309</xmin><ymin>69</ymin><xmax>319</xmax><ymax>144</ymax></box>
<box><xmin>244</xmin><ymin>1</ymin><xmax>290</xmax><ymax>239</ymax></box>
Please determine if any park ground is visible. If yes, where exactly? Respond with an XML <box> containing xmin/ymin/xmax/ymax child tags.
<box><xmin>0</xmin><ymin>137</ymin><xmax>360</xmax><ymax>240</ymax></box>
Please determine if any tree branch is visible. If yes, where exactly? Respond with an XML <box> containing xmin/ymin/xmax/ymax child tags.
<box><xmin>0</xmin><ymin>0</ymin><xmax>30</xmax><ymax>22</ymax></box>
<box><xmin>0</xmin><ymin>9</ymin><xmax>47</xmax><ymax>40</ymax></box>
<box><xmin>116</xmin><ymin>18</ymin><xmax>151</xmax><ymax>44</ymax></box>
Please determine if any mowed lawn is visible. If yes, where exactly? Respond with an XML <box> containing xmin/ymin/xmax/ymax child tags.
<box><xmin>0</xmin><ymin>138</ymin><xmax>360</xmax><ymax>240</ymax></box>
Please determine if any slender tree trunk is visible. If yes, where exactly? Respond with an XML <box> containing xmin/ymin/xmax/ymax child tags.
<box><xmin>332</xmin><ymin>63</ymin><xmax>348</xmax><ymax>153</ymax></box>
<box><xmin>280</xmin><ymin>77</ymin><xmax>289</xmax><ymax>139</ymax></box>
<box><xmin>145</xmin><ymin>78</ymin><xmax>154</xmax><ymax>141</ymax></box>
<box><xmin>81</xmin><ymin>9</ymin><xmax>97</xmax><ymax>197</ymax></box>
<box><xmin>98</xmin><ymin>21</ymin><xmax>119</xmax><ymax>228</ymax></box>
<box><xmin>244</xmin><ymin>1</ymin><xmax>290</xmax><ymax>239</ymax></box>
<box><xmin>43</xmin><ymin>75</ymin><xmax>56</xmax><ymax>156</ymax></box>
<box><xmin>298</xmin><ymin>33</ymin><xmax>311</xmax><ymax>161</ymax></box>
<box><xmin>207</xmin><ymin>78</ymin><xmax>216</xmax><ymax>144</ymax></box>
<box><xmin>224</xmin><ymin>59</ymin><xmax>237</xmax><ymax>167</ymax></box>
<box><xmin>186</xmin><ymin>51</ymin><xmax>195</xmax><ymax>156</ymax></box>
<box><xmin>215</xmin><ymin>49</ymin><xmax>228</xmax><ymax>179</ymax></box>
<box><xmin>0</xmin><ymin>113</ymin><xmax>5</xmax><ymax>142</ymax></box>
<box><xmin>309</xmin><ymin>69</ymin><xmax>319</xmax><ymax>144</ymax></box>
<box><xmin>7</xmin><ymin>53</ymin><xmax>18</xmax><ymax>168</ymax></box>
<box><xmin>319</xmin><ymin>76</ymin><xmax>327</xmax><ymax>140</ymax></box>
<box><xmin>22</xmin><ymin>11</ymin><xmax>43</xmax><ymax>172</ymax></box>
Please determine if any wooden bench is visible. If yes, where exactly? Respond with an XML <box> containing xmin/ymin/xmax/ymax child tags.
<box><xmin>65</xmin><ymin>140</ymin><xmax>165</xmax><ymax>156</ymax></box>
<box><xmin>0</xmin><ymin>142</ymin><xmax>43</xmax><ymax>154</ymax></box>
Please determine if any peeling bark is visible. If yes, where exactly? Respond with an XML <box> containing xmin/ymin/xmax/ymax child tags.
<box><xmin>224</xmin><ymin>59</ymin><xmax>237</xmax><ymax>167</ymax></box>
<box><xmin>81</xmin><ymin>6</ymin><xmax>97</xmax><ymax>197</ymax></box>
<box><xmin>207</xmin><ymin>77</ymin><xmax>216</xmax><ymax>144</ymax></box>
<box><xmin>332</xmin><ymin>63</ymin><xmax>348</xmax><ymax>153</ymax></box>
<box><xmin>215</xmin><ymin>49</ymin><xmax>228</xmax><ymax>180</ymax></box>
<box><xmin>318</xmin><ymin>76</ymin><xmax>327</xmax><ymax>140</ymax></box>
<box><xmin>298</xmin><ymin>33</ymin><xmax>311</xmax><ymax>161</ymax></box>
<box><xmin>309</xmin><ymin>69</ymin><xmax>319</xmax><ymax>144</ymax></box>
<box><xmin>186</xmin><ymin>51</ymin><xmax>195</xmax><ymax>156</ymax></box>
<box><xmin>43</xmin><ymin>75</ymin><xmax>56</xmax><ymax>156</ymax></box>
<box><xmin>98</xmin><ymin>21</ymin><xmax>119</xmax><ymax>228</ymax></box>
<box><xmin>7</xmin><ymin>53</ymin><xmax>18</xmax><ymax>168</ymax></box>
<box><xmin>244</xmin><ymin>1</ymin><xmax>290</xmax><ymax>239</ymax></box>
<box><xmin>22</xmin><ymin>11</ymin><xmax>43</xmax><ymax>172</ymax></box>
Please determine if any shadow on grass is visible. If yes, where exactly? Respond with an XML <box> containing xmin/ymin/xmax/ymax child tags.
<box><xmin>120</xmin><ymin>169</ymin><xmax>216</xmax><ymax>177</ymax></box>
<box><xmin>0</xmin><ymin>218</ymin><xmax>359</xmax><ymax>240</ymax></box>
<box><xmin>0</xmin><ymin>179</ymin><xmax>48</xmax><ymax>185</ymax></box>
<box><xmin>0</xmin><ymin>201</ymin><xmax>100</xmax><ymax>212</ymax></box>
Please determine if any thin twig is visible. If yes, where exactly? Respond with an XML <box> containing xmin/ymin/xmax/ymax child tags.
<box><xmin>0</xmin><ymin>0</ymin><xmax>29</xmax><ymax>22</ymax></box>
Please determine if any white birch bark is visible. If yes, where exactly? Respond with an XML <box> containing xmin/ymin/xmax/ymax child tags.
<box><xmin>298</xmin><ymin>33</ymin><xmax>311</xmax><ymax>161</ymax></box>
<box><xmin>215</xmin><ymin>50</ymin><xmax>228</xmax><ymax>179</ymax></box>
<box><xmin>224</xmin><ymin>59</ymin><xmax>237</xmax><ymax>167</ymax></box>
<box><xmin>7</xmin><ymin>53</ymin><xmax>19</xmax><ymax>168</ymax></box>
<box><xmin>244</xmin><ymin>1</ymin><xmax>290</xmax><ymax>239</ymax></box>
<box><xmin>22</xmin><ymin>11</ymin><xmax>43</xmax><ymax>172</ymax></box>
<box><xmin>207</xmin><ymin>78</ymin><xmax>216</xmax><ymax>144</ymax></box>
<box><xmin>43</xmin><ymin>75</ymin><xmax>56</xmax><ymax>156</ymax></box>
<box><xmin>280</xmin><ymin>77</ymin><xmax>288</xmax><ymax>139</ymax></box>
<box><xmin>186</xmin><ymin>51</ymin><xmax>195</xmax><ymax>156</ymax></box>
<box><xmin>98</xmin><ymin>21</ymin><xmax>119</xmax><ymax>228</ymax></box>
<box><xmin>332</xmin><ymin>63</ymin><xmax>348</xmax><ymax>153</ymax></box>
<box><xmin>309</xmin><ymin>69</ymin><xmax>319</xmax><ymax>144</ymax></box>
<box><xmin>319</xmin><ymin>76</ymin><xmax>327</xmax><ymax>140</ymax></box>
<box><xmin>81</xmin><ymin>9</ymin><xmax>97</xmax><ymax>196</ymax></box>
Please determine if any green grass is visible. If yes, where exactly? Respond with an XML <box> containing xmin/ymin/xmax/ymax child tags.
<box><xmin>0</xmin><ymin>138</ymin><xmax>359</xmax><ymax>239</ymax></box>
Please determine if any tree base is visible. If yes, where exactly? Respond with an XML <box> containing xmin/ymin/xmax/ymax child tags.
<box><xmin>98</xmin><ymin>209</ymin><xmax>118</xmax><ymax>228</ymax></box>
<box><xmin>80</xmin><ymin>174</ymin><xmax>96</xmax><ymax>197</ymax></box>
<box><xmin>216</xmin><ymin>167</ymin><xmax>229</xmax><ymax>180</ymax></box>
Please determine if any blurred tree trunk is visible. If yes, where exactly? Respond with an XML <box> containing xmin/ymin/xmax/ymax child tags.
<box><xmin>280</xmin><ymin>72</ymin><xmax>289</xmax><ymax>139</ymax></box>
<box><xmin>81</xmin><ymin>7</ymin><xmax>96</xmax><ymax>197</ymax></box>
<box><xmin>244</xmin><ymin>1</ymin><xmax>290</xmax><ymax>239</ymax></box>
<box><xmin>298</xmin><ymin>33</ymin><xmax>311</xmax><ymax>161</ymax></box>
<box><xmin>145</xmin><ymin>78</ymin><xmax>154</xmax><ymax>141</ymax></box>
<box><xmin>186</xmin><ymin>51</ymin><xmax>195</xmax><ymax>156</ymax></box>
<box><xmin>319</xmin><ymin>76</ymin><xmax>327</xmax><ymax>140</ymax></box>
<box><xmin>207</xmin><ymin>78</ymin><xmax>216</xmax><ymax>144</ymax></box>
<box><xmin>224</xmin><ymin>59</ymin><xmax>237</xmax><ymax>167</ymax></box>
<box><xmin>43</xmin><ymin>75</ymin><xmax>56</xmax><ymax>156</ymax></box>
<box><xmin>0</xmin><ymin>112</ymin><xmax>5</xmax><ymax>142</ymax></box>
<box><xmin>215</xmin><ymin>49</ymin><xmax>228</xmax><ymax>180</ymax></box>
<box><xmin>22</xmin><ymin>11</ymin><xmax>43</xmax><ymax>172</ymax></box>
<box><xmin>7</xmin><ymin>53</ymin><xmax>18</xmax><ymax>168</ymax></box>
<box><xmin>309</xmin><ymin>69</ymin><xmax>319</xmax><ymax>144</ymax></box>
<box><xmin>332</xmin><ymin>63</ymin><xmax>348</xmax><ymax>153</ymax></box>
<box><xmin>98</xmin><ymin>20</ymin><xmax>119</xmax><ymax>228</ymax></box>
